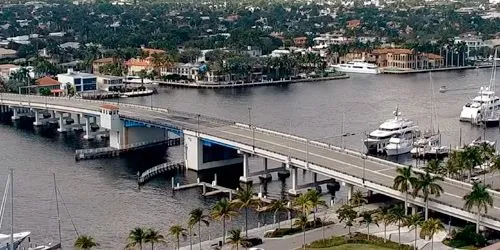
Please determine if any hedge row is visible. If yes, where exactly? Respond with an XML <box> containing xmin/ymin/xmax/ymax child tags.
<box><xmin>307</xmin><ymin>232</ymin><xmax>413</xmax><ymax>250</ymax></box>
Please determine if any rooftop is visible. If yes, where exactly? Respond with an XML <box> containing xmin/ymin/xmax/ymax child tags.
<box><xmin>35</xmin><ymin>76</ymin><xmax>61</xmax><ymax>86</ymax></box>
<box><xmin>93</xmin><ymin>57</ymin><xmax>115</xmax><ymax>64</ymax></box>
<box><xmin>57</xmin><ymin>70</ymin><xmax>96</xmax><ymax>78</ymax></box>
<box><xmin>372</xmin><ymin>48</ymin><xmax>414</xmax><ymax>55</ymax></box>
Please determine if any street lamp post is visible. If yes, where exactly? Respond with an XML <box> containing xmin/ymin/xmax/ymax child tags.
<box><xmin>150</xmin><ymin>93</ymin><xmax>153</xmax><ymax>110</ymax></box>
<box><xmin>305</xmin><ymin>139</ymin><xmax>309</xmax><ymax>169</ymax></box>
<box><xmin>197</xmin><ymin>114</ymin><xmax>200</xmax><ymax>137</ymax></box>
<box><xmin>341</xmin><ymin>112</ymin><xmax>345</xmax><ymax>150</ymax></box>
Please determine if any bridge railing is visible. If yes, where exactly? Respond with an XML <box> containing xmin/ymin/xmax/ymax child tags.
<box><xmin>200</xmin><ymin>130</ymin><xmax>500</xmax><ymax>228</ymax></box>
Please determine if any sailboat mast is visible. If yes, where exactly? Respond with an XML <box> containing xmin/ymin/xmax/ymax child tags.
<box><xmin>9</xmin><ymin>169</ymin><xmax>13</xmax><ymax>250</ymax></box>
<box><xmin>53</xmin><ymin>173</ymin><xmax>62</xmax><ymax>246</ymax></box>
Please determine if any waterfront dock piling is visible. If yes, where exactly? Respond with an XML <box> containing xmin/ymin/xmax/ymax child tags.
<box><xmin>138</xmin><ymin>161</ymin><xmax>185</xmax><ymax>184</ymax></box>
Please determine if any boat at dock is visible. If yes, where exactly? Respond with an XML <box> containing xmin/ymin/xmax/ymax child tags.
<box><xmin>332</xmin><ymin>59</ymin><xmax>380</xmax><ymax>74</ymax></box>
<box><xmin>364</xmin><ymin>107</ymin><xmax>420</xmax><ymax>154</ymax></box>
<box><xmin>385</xmin><ymin>136</ymin><xmax>413</xmax><ymax>155</ymax></box>
<box><xmin>119</xmin><ymin>89</ymin><xmax>154</xmax><ymax>98</ymax></box>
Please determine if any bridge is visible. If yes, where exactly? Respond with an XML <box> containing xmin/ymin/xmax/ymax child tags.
<box><xmin>1</xmin><ymin>93</ymin><xmax>500</xmax><ymax>231</ymax></box>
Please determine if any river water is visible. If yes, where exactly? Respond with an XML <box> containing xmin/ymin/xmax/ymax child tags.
<box><xmin>0</xmin><ymin>68</ymin><xmax>498</xmax><ymax>249</ymax></box>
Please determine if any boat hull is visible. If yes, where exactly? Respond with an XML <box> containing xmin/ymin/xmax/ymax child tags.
<box><xmin>333</xmin><ymin>67</ymin><xmax>380</xmax><ymax>74</ymax></box>
<box><xmin>385</xmin><ymin>146</ymin><xmax>412</xmax><ymax>156</ymax></box>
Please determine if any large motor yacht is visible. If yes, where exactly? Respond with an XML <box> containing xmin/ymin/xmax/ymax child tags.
<box><xmin>459</xmin><ymin>87</ymin><xmax>500</xmax><ymax>124</ymax></box>
<box><xmin>364</xmin><ymin>108</ymin><xmax>420</xmax><ymax>153</ymax></box>
<box><xmin>332</xmin><ymin>59</ymin><xmax>380</xmax><ymax>74</ymax></box>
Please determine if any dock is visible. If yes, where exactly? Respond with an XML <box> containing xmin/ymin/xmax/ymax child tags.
<box><xmin>382</xmin><ymin>65</ymin><xmax>494</xmax><ymax>74</ymax></box>
<box><xmin>157</xmin><ymin>75</ymin><xmax>349</xmax><ymax>89</ymax></box>
<box><xmin>138</xmin><ymin>161</ymin><xmax>184</xmax><ymax>184</ymax></box>
<box><xmin>75</xmin><ymin>137</ymin><xmax>182</xmax><ymax>161</ymax></box>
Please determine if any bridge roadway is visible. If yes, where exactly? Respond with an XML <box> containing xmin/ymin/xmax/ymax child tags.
<box><xmin>2</xmin><ymin>94</ymin><xmax>500</xmax><ymax>230</ymax></box>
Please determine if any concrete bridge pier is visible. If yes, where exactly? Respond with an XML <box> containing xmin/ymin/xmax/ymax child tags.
<box><xmin>239</xmin><ymin>153</ymin><xmax>252</xmax><ymax>184</ymax></box>
<box><xmin>11</xmin><ymin>108</ymin><xmax>20</xmax><ymax>120</ymax></box>
<box><xmin>288</xmin><ymin>164</ymin><xmax>298</xmax><ymax>196</ymax></box>
<box><xmin>57</xmin><ymin>112</ymin><xmax>67</xmax><ymax>132</ymax></box>
<box><xmin>33</xmin><ymin>109</ymin><xmax>43</xmax><ymax>126</ymax></box>
<box><xmin>83</xmin><ymin>116</ymin><xmax>94</xmax><ymax>140</ymax></box>
<box><xmin>344</xmin><ymin>182</ymin><xmax>353</xmax><ymax>202</ymax></box>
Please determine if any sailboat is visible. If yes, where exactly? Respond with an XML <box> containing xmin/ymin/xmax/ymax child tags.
<box><xmin>483</xmin><ymin>48</ymin><xmax>500</xmax><ymax>127</ymax></box>
<box><xmin>411</xmin><ymin>72</ymin><xmax>447</xmax><ymax>158</ymax></box>
<box><xmin>28</xmin><ymin>174</ymin><xmax>62</xmax><ymax>250</ymax></box>
<box><xmin>0</xmin><ymin>170</ymin><xmax>31</xmax><ymax>250</ymax></box>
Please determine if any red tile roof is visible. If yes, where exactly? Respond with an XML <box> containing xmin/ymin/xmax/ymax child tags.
<box><xmin>35</xmin><ymin>76</ymin><xmax>61</xmax><ymax>86</ymax></box>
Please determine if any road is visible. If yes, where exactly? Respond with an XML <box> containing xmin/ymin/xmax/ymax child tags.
<box><xmin>1</xmin><ymin>94</ymin><xmax>499</xmax><ymax>230</ymax></box>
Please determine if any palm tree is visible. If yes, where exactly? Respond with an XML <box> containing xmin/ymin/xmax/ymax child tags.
<box><xmin>188</xmin><ymin>208</ymin><xmax>210</xmax><ymax>250</ymax></box>
<box><xmin>375</xmin><ymin>207</ymin><xmax>392</xmax><ymax>242</ymax></box>
<box><xmin>127</xmin><ymin>227</ymin><xmax>147</xmax><ymax>250</ymax></box>
<box><xmin>463</xmin><ymin>182</ymin><xmax>494</xmax><ymax>233</ymax></box>
<box><xmin>268</xmin><ymin>199</ymin><xmax>288</xmax><ymax>229</ymax></box>
<box><xmin>232</xmin><ymin>184</ymin><xmax>260</xmax><ymax>237</ymax></box>
<box><xmin>393</xmin><ymin>165</ymin><xmax>417</xmax><ymax>215</ymax></box>
<box><xmin>293</xmin><ymin>213</ymin><xmax>309</xmax><ymax>250</ymax></box>
<box><xmin>211</xmin><ymin>198</ymin><xmax>238</xmax><ymax>243</ymax></box>
<box><xmin>462</xmin><ymin>146</ymin><xmax>482</xmax><ymax>181</ymax></box>
<box><xmin>405</xmin><ymin>213</ymin><xmax>423</xmax><ymax>250</ymax></box>
<box><xmin>359</xmin><ymin>212</ymin><xmax>378</xmax><ymax>240</ymax></box>
<box><xmin>336</xmin><ymin>204</ymin><xmax>357</xmax><ymax>235</ymax></box>
<box><xmin>420</xmin><ymin>218</ymin><xmax>445</xmax><ymax>250</ymax></box>
<box><xmin>144</xmin><ymin>228</ymin><xmax>166</xmax><ymax>250</ymax></box>
<box><xmin>389</xmin><ymin>204</ymin><xmax>407</xmax><ymax>245</ymax></box>
<box><xmin>138</xmin><ymin>69</ymin><xmax>148</xmax><ymax>85</ymax></box>
<box><xmin>306</xmin><ymin>189</ymin><xmax>327</xmax><ymax>226</ymax></box>
<box><xmin>349</xmin><ymin>189</ymin><xmax>367</xmax><ymax>208</ymax></box>
<box><xmin>226</xmin><ymin>229</ymin><xmax>248</xmax><ymax>250</ymax></box>
<box><xmin>168</xmin><ymin>224</ymin><xmax>187</xmax><ymax>250</ymax></box>
<box><xmin>424</xmin><ymin>160</ymin><xmax>443</xmax><ymax>176</ymax></box>
<box><xmin>412</xmin><ymin>171</ymin><xmax>444</xmax><ymax>220</ymax></box>
<box><xmin>74</xmin><ymin>235</ymin><xmax>99</xmax><ymax>250</ymax></box>
<box><xmin>293</xmin><ymin>192</ymin><xmax>313</xmax><ymax>215</ymax></box>
<box><xmin>444</xmin><ymin>151</ymin><xmax>462</xmax><ymax>179</ymax></box>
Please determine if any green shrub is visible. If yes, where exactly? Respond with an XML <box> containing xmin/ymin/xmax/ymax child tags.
<box><xmin>445</xmin><ymin>225</ymin><xmax>487</xmax><ymax>248</ymax></box>
<box><xmin>307</xmin><ymin>233</ymin><xmax>413</xmax><ymax>250</ymax></box>
<box><xmin>263</xmin><ymin>218</ymin><xmax>331</xmax><ymax>238</ymax></box>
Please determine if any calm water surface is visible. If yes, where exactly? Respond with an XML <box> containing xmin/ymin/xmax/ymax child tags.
<box><xmin>0</xmin><ymin>68</ymin><xmax>499</xmax><ymax>249</ymax></box>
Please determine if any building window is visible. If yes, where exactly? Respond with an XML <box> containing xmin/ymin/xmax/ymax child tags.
<box><xmin>75</xmin><ymin>85</ymin><xmax>82</xmax><ymax>92</ymax></box>
<box><xmin>74</xmin><ymin>79</ymin><xmax>81</xmax><ymax>85</ymax></box>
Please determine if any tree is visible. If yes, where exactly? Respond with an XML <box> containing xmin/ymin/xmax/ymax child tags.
<box><xmin>168</xmin><ymin>224</ymin><xmax>187</xmax><ymax>250</ymax></box>
<box><xmin>405</xmin><ymin>213</ymin><xmax>423</xmax><ymax>250</ymax></box>
<box><xmin>293</xmin><ymin>213</ymin><xmax>309</xmax><ymax>250</ymax></box>
<box><xmin>293</xmin><ymin>192</ymin><xmax>313</xmax><ymax>215</ymax></box>
<box><xmin>188</xmin><ymin>208</ymin><xmax>210</xmax><ymax>250</ymax></box>
<box><xmin>336</xmin><ymin>204</ymin><xmax>357</xmax><ymax>235</ymax></box>
<box><xmin>232</xmin><ymin>184</ymin><xmax>260</xmax><ymax>238</ymax></box>
<box><xmin>306</xmin><ymin>189</ymin><xmax>327</xmax><ymax>226</ymax></box>
<box><xmin>267</xmin><ymin>199</ymin><xmax>288</xmax><ymax>229</ymax></box>
<box><xmin>126</xmin><ymin>227</ymin><xmax>147</xmax><ymax>250</ymax></box>
<box><xmin>74</xmin><ymin>235</ymin><xmax>99</xmax><ymax>250</ymax></box>
<box><xmin>462</xmin><ymin>146</ymin><xmax>482</xmax><ymax>181</ymax></box>
<box><xmin>144</xmin><ymin>228</ymin><xmax>166</xmax><ymax>250</ymax></box>
<box><xmin>393</xmin><ymin>165</ymin><xmax>417</xmax><ymax>215</ymax></box>
<box><xmin>444</xmin><ymin>151</ymin><xmax>462</xmax><ymax>179</ymax></box>
<box><xmin>412</xmin><ymin>171</ymin><xmax>444</xmax><ymax>220</ymax></box>
<box><xmin>420</xmin><ymin>218</ymin><xmax>445</xmax><ymax>250</ymax></box>
<box><xmin>424</xmin><ymin>160</ymin><xmax>443</xmax><ymax>176</ymax></box>
<box><xmin>375</xmin><ymin>207</ymin><xmax>392</xmax><ymax>242</ymax></box>
<box><xmin>226</xmin><ymin>229</ymin><xmax>248</xmax><ymax>250</ymax></box>
<box><xmin>138</xmin><ymin>69</ymin><xmax>148</xmax><ymax>85</ymax></box>
<box><xmin>463</xmin><ymin>182</ymin><xmax>494</xmax><ymax>234</ymax></box>
<box><xmin>211</xmin><ymin>198</ymin><xmax>238</xmax><ymax>243</ymax></box>
<box><xmin>349</xmin><ymin>189</ymin><xmax>367</xmax><ymax>208</ymax></box>
<box><xmin>359</xmin><ymin>211</ymin><xmax>378</xmax><ymax>240</ymax></box>
<box><xmin>39</xmin><ymin>87</ymin><xmax>51</xmax><ymax>96</ymax></box>
<box><xmin>389</xmin><ymin>204</ymin><xmax>407</xmax><ymax>245</ymax></box>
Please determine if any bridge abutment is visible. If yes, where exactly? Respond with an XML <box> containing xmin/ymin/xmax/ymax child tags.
<box><xmin>288</xmin><ymin>164</ymin><xmax>298</xmax><ymax>196</ymax></box>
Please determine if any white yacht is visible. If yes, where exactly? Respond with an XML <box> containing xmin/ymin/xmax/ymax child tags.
<box><xmin>459</xmin><ymin>87</ymin><xmax>500</xmax><ymax>124</ymax></box>
<box><xmin>385</xmin><ymin>136</ymin><xmax>413</xmax><ymax>156</ymax></box>
<box><xmin>364</xmin><ymin>108</ymin><xmax>420</xmax><ymax>153</ymax></box>
<box><xmin>0</xmin><ymin>232</ymin><xmax>31</xmax><ymax>250</ymax></box>
<box><xmin>332</xmin><ymin>59</ymin><xmax>380</xmax><ymax>74</ymax></box>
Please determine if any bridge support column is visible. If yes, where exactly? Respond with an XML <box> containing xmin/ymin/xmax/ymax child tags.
<box><xmin>239</xmin><ymin>153</ymin><xmax>252</xmax><ymax>183</ymax></box>
<box><xmin>11</xmin><ymin>108</ymin><xmax>19</xmax><ymax>120</ymax></box>
<box><xmin>344</xmin><ymin>182</ymin><xmax>353</xmax><ymax>203</ymax></box>
<box><xmin>83</xmin><ymin>116</ymin><xmax>94</xmax><ymax>140</ymax></box>
<box><xmin>57</xmin><ymin>112</ymin><xmax>67</xmax><ymax>132</ymax></box>
<box><xmin>288</xmin><ymin>165</ymin><xmax>298</xmax><ymax>196</ymax></box>
<box><xmin>33</xmin><ymin>110</ymin><xmax>43</xmax><ymax>126</ymax></box>
<box><xmin>263</xmin><ymin>158</ymin><xmax>268</xmax><ymax>171</ymax></box>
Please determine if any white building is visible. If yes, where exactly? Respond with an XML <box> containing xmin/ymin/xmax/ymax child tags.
<box><xmin>97</xmin><ymin>75</ymin><xmax>124</xmax><ymax>91</ymax></box>
<box><xmin>57</xmin><ymin>69</ymin><xmax>97</xmax><ymax>93</ymax></box>
<box><xmin>270</xmin><ymin>49</ymin><xmax>291</xmax><ymax>57</ymax></box>
<box><xmin>313</xmin><ymin>33</ymin><xmax>351</xmax><ymax>49</ymax></box>
<box><xmin>0</xmin><ymin>48</ymin><xmax>17</xmax><ymax>59</ymax></box>
<box><xmin>454</xmin><ymin>34</ymin><xmax>486</xmax><ymax>58</ymax></box>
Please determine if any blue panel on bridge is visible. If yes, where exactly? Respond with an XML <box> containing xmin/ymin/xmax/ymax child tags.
<box><xmin>121</xmin><ymin>118</ymin><xmax>183</xmax><ymax>135</ymax></box>
<box><xmin>201</xmin><ymin>138</ymin><xmax>236</xmax><ymax>149</ymax></box>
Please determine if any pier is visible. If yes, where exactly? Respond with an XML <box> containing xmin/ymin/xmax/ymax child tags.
<box><xmin>138</xmin><ymin>161</ymin><xmax>185</xmax><ymax>184</ymax></box>
<box><xmin>156</xmin><ymin>75</ymin><xmax>349</xmax><ymax>88</ymax></box>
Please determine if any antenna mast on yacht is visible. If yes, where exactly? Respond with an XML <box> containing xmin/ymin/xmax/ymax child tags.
<box><xmin>490</xmin><ymin>47</ymin><xmax>498</xmax><ymax>91</ymax></box>
<box><xmin>53</xmin><ymin>173</ymin><xmax>62</xmax><ymax>247</ymax></box>
<box><xmin>9</xmin><ymin>169</ymin><xmax>13</xmax><ymax>250</ymax></box>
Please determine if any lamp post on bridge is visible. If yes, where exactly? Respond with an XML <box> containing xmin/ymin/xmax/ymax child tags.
<box><xmin>248</xmin><ymin>107</ymin><xmax>255</xmax><ymax>151</ymax></box>
<box><xmin>197</xmin><ymin>114</ymin><xmax>200</xmax><ymax>137</ymax></box>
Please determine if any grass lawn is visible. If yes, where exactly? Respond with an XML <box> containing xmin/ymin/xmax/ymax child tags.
<box><xmin>308</xmin><ymin>243</ymin><xmax>393</xmax><ymax>250</ymax></box>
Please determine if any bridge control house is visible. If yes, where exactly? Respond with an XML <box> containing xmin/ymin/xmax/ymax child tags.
<box><xmin>57</xmin><ymin>69</ymin><xmax>97</xmax><ymax>93</ymax></box>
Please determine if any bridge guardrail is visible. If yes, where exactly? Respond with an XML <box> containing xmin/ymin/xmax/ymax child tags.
<box><xmin>199</xmin><ymin>130</ymin><xmax>500</xmax><ymax>228</ymax></box>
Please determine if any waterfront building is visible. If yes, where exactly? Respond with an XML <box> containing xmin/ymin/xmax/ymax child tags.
<box><xmin>124</xmin><ymin>47</ymin><xmax>166</xmax><ymax>76</ymax></box>
<box><xmin>0</xmin><ymin>64</ymin><xmax>17</xmax><ymax>79</ymax></box>
<box><xmin>293</xmin><ymin>37</ymin><xmax>308</xmax><ymax>47</ymax></box>
<box><xmin>313</xmin><ymin>33</ymin><xmax>351</xmax><ymax>49</ymax></box>
<box><xmin>371</xmin><ymin>48</ymin><xmax>443</xmax><ymax>70</ymax></box>
<box><xmin>34</xmin><ymin>76</ymin><xmax>62</xmax><ymax>95</ymax></box>
<box><xmin>97</xmin><ymin>75</ymin><xmax>124</xmax><ymax>91</ymax></box>
<box><xmin>454</xmin><ymin>33</ymin><xmax>487</xmax><ymax>58</ymax></box>
<box><xmin>57</xmin><ymin>69</ymin><xmax>97</xmax><ymax>93</ymax></box>
<box><xmin>162</xmin><ymin>63</ymin><xmax>201</xmax><ymax>80</ymax></box>
<box><xmin>92</xmin><ymin>57</ymin><xmax>117</xmax><ymax>75</ymax></box>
